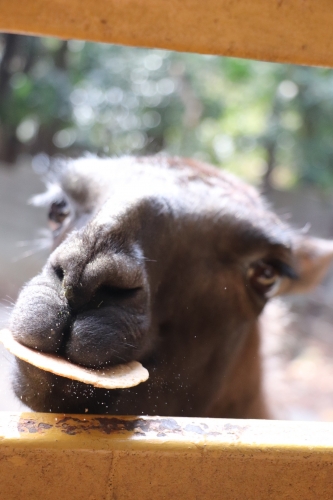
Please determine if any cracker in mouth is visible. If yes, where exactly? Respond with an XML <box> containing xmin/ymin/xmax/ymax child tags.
<box><xmin>0</xmin><ymin>328</ymin><xmax>149</xmax><ymax>389</ymax></box>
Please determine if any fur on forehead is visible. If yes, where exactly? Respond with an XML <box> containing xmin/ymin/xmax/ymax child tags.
<box><xmin>31</xmin><ymin>156</ymin><xmax>290</xmax><ymax>250</ymax></box>
<box><xmin>32</xmin><ymin>154</ymin><xmax>267</xmax><ymax>206</ymax></box>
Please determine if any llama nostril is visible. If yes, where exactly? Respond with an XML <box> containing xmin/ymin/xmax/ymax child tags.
<box><xmin>64</xmin><ymin>284</ymin><xmax>74</xmax><ymax>301</ymax></box>
<box><xmin>53</xmin><ymin>265</ymin><xmax>65</xmax><ymax>281</ymax></box>
<box><xmin>53</xmin><ymin>266</ymin><xmax>76</xmax><ymax>301</ymax></box>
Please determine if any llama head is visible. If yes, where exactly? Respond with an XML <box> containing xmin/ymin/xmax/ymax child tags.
<box><xmin>10</xmin><ymin>156</ymin><xmax>333</xmax><ymax>415</ymax></box>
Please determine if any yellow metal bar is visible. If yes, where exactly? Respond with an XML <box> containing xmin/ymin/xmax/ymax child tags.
<box><xmin>0</xmin><ymin>0</ymin><xmax>333</xmax><ymax>67</ymax></box>
<box><xmin>1</xmin><ymin>412</ymin><xmax>333</xmax><ymax>499</ymax></box>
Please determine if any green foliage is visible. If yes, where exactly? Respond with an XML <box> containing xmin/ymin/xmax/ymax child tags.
<box><xmin>1</xmin><ymin>34</ymin><xmax>333</xmax><ymax>189</ymax></box>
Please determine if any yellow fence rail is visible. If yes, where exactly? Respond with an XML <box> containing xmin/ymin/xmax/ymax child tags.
<box><xmin>1</xmin><ymin>412</ymin><xmax>333</xmax><ymax>499</ymax></box>
<box><xmin>1</xmin><ymin>0</ymin><xmax>333</xmax><ymax>67</ymax></box>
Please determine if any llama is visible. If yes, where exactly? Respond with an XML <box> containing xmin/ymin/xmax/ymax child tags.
<box><xmin>9</xmin><ymin>156</ymin><xmax>333</xmax><ymax>417</ymax></box>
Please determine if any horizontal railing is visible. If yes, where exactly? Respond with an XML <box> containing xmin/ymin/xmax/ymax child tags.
<box><xmin>0</xmin><ymin>0</ymin><xmax>333</xmax><ymax>67</ymax></box>
<box><xmin>1</xmin><ymin>412</ymin><xmax>333</xmax><ymax>499</ymax></box>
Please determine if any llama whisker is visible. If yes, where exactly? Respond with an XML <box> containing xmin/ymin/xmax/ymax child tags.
<box><xmin>13</xmin><ymin>230</ymin><xmax>52</xmax><ymax>262</ymax></box>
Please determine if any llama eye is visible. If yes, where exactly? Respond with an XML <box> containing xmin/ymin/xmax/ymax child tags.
<box><xmin>247</xmin><ymin>260</ymin><xmax>281</xmax><ymax>296</ymax></box>
<box><xmin>48</xmin><ymin>199</ymin><xmax>70</xmax><ymax>231</ymax></box>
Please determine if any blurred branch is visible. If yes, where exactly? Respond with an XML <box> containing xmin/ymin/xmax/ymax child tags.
<box><xmin>261</xmin><ymin>95</ymin><xmax>280</xmax><ymax>194</ymax></box>
<box><xmin>0</xmin><ymin>34</ymin><xmax>19</xmax><ymax>96</ymax></box>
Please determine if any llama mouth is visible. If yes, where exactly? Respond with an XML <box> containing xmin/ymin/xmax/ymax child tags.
<box><xmin>0</xmin><ymin>328</ymin><xmax>149</xmax><ymax>389</ymax></box>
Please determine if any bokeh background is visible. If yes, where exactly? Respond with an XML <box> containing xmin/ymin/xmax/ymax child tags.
<box><xmin>1</xmin><ymin>33</ymin><xmax>333</xmax><ymax>418</ymax></box>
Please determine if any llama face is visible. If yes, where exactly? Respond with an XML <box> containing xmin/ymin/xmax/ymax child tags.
<box><xmin>9</xmin><ymin>157</ymin><xmax>333</xmax><ymax>415</ymax></box>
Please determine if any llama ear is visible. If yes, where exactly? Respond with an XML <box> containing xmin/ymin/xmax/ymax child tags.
<box><xmin>277</xmin><ymin>235</ymin><xmax>333</xmax><ymax>295</ymax></box>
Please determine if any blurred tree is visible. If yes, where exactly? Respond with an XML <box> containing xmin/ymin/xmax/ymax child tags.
<box><xmin>1</xmin><ymin>33</ymin><xmax>333</xmax><ymax>191</ymax></box>
<box><xmin>0</xmin><ymin>35</ymin><xmax>72</xmax><ymax>162</ymax></box>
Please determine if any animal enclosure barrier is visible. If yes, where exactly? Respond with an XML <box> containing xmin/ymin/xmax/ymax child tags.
<box><xmin>1</xmin><ymin>0</ymin><xmax>333</xmax><ymax>498</ymax></box>
<box><xmin>2</xmin><ymin>412</ymin><xmax>333</xmax><ymax>500</ymax></box>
